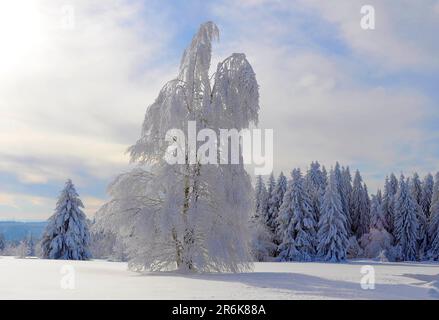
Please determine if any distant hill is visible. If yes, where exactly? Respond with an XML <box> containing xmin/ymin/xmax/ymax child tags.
<box><xmin>0</xmin><ymin>221</ymin><xmax>47</xmax><ymax>241</ymax></box>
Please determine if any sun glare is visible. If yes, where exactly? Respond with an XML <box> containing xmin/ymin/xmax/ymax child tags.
<box><xmin>0</xmin><ymin>1</ymin><xmax>46</xmax><ymax>72</ymax></box>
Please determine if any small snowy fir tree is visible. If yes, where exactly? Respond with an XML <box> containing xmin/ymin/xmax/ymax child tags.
<box><xmin>427</xmin><ymin>172</ymin><xmax>439</xmax><ymax>260</ymax></box>
<box><xmin>304</xmin><ymin>161</ymin><xmax>326</xmax><ymax>222</ymax></box>
<box><xmin>360</xmin><ymin>190</ymin><xmax>393</xmax><ymax>258</ymax></box>
<box><xmin>410</xmin><ymin>173</ymin><xmax>428</xmax><ymax>259</ymax></box>
<box><xmin>321</xmin><ymin>166</ymin><xmax>328</xmax><ymax>187</ymax></box>
<box><xmin>40</xmin><ymin>179</ymin><xmax>91</xmax><ymax>260</ymax></box>
<box><xmin>16</xmin><ymin>240</ymin><xmax>31</xmax><ymax>258</ymax></box>
<box><xmin>250</xmin><ymin>175</ymin><xmax>274</xmax><ymax>261</ymax></box>
<box><xmin>110</xmin><ymin>236</ymin><xmax>128</xmax><ymax>262</ymax></box>
<box><xmin>0</xmin><ymin>233</ymin><xmax>5</xmax><ymax>253</ymax></box>
<box><xmin>334</xmin><ymin>163</ymin><xmax>351</xmax><ymax>233</ymax></box>
<box><xmin>394</xmin><ymin>175</ymin><xmax>419</xmax><ymax>261</ymax></box>
<box><xmin>369</xmin><ymin>190</ymin><xmax>387</xmax><ymax>231</ymax></box>
<box><xmin>317</xmin><ymin>169</ymin><xmax>349</xmax><ymax>262</ymax></box>
<box><xmin>249</xmin><ymin>215</ymin><xmax>276</xmax><ymax>262</ymax></box>
<box><xmin>89</xmin><ymin>228</ymin><xmax>117</xmax><ymax>259</ymax></box>
<box><xmin>421</xmin><ymin>173</ymin><xmax>434</xmax><ymax>219</ymax></box>
<box><xmin>267</xmin><ymin>172</ymin><xmax>287</xmax><ymax>244</ymax></box>
<box><xmin>255</xmin><ymin>175</ymin><xmax>268</xmax><ymax>219</ymax></box>
<box><xmin>341</xmin><ymin>166</ymin><xmax>353</xmax><ymax>233</ymax></box>
<box><xmin>266</xmin><ymin>173</ymin><xmax>276</xmax><ymax>201</ymax></box>
<box><xmin>350</xmin><ymin>170</ymin><xmax>370</xmax><ymax>238</ymax></box>
<box><xmin>359</xmin><ymin>183</ymin><xmax>371</xmax><ymax>236</ymax></box>
<box><xmin>262</xmin><ymin>173</ymin><xmax>276</xmax><ymax>231</ymax></box>
<box><xmin>277</xmin><ymin>169</ymin><xmax>317</xmax><ymax>261</ymax></box>
<box><xmin>24</xmin><ymin>233</ymin><xmax>35</xmax><ymax>257</ymax></box>
<box><xmin>384</xmin><ymin>173</ymin><xmax>399</xmax><ymax>236</ymax></box>
<box><xmin>276</xmin><ymin>171</ymin><xmax>295</xmax><ymax>260</ymax></box>
<box><xmin>95</xmin><ymin>22</ymin><xmax>259</xmax><ymax>272</ymax></box>
<box><xmin>410</xmin><ymin>173</ymin><xmax>423</xmax><ymax>204</ymax></box>
<box><xmin>347</xmin><ymin>235</ymin><xmax>363</xmax><ymax>259</ymax></box>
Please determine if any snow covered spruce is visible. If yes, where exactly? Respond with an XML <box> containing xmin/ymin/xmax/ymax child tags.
<box><xmin>253</xmin><ymin>162</ymin><xmax>439</xmax><ymax>263</ymax></box>
<box><xmin>40</xmin><ymin>179</ymin><xmax>91</xmax><ymax>260</ymax></box>
<box><xmin>94</xmin><ymin>22</ymin><xmax>259</xmax><ymax>272</ymax></box>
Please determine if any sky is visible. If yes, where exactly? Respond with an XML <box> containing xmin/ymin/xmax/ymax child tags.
<box><xmin>0</xmin><ymin>0</ymin><xmax>438</xmax><ymax>220</ymax></box>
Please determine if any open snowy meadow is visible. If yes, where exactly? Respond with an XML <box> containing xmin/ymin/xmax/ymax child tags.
<box><xmin>1</xmin><ymin>256</ymin><xmax>438</xmax><ymax>300</ymax></box>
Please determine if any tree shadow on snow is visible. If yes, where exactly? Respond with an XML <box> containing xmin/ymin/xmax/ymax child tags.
<box><xmin>140</xmin><ymin>270</ymin><xmax>433</xmax><ymax>299</ymax></box>
<box><xmin>347</xmin><ymin>260</ymin><xmax>439</xmax><ymax>268</ymax></box>
<box><xmin>400</xmin><ymin>273</ymin><xmax>439</xmax><ymax>299</ymax></box>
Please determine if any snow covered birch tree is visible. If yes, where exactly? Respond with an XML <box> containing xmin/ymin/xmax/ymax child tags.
<box><xmin>317</xmin><ymin>169</ymin><xmax>349</xmax><ymax>262</ymax></box>
<box><xmin>40</xmin><ymin>179</ymin><xmax>91</xmax><ymax>260</ymax></box>
<box><xmin>95</xmin><ymin>22</ymin><xmax>259</xmax><ymax>272</ymax></box>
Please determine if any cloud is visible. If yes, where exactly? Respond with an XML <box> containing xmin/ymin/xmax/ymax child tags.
<box><xmin>0</xmin><ymin>0</ymin><xmax>176</xmax><ymax>186</ymax></box>
<box><xmin>0</xmin><ymin>191</ymin><xmax>105</xmax><ymax>220</ymax></box>
<box><xmin>296</xmin><ymin>0</ymin><xmax>439</xmax><ymax>71</ymax></box>
<box><xmin>0</xmin><ymin>192</ymin><xmax>53</xmax><ymax>220</ymax></box>
<box><xmin>0</xmin><ymin>0</ymin><xmax>179</xmax><ymax>219</ymax></box>
<box><xmin>211</xmin><ymin>0</ymin><xmax>438</xmax><ymax>190</ymax></box>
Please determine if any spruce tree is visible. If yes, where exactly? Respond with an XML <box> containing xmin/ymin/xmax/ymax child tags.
<box><xmin>427</xmin><ymin>173</ymin><xmax>439</xmax><ymax>260</ymax></box>
<box><xmin>278</xmin><ymin>169</ymin><xmax>316</xmax><ymax>261</ymax></box>
<box><xmin>267</xmin><ymin>173</ymin><xmax>276</xmax><ymax>199</ymax></box>
<box><xmin>350</xmin><ymin>170</ymin><xmax>364</xmax><ymax>238</ymax></box>
<box><xmin>251</xmin><ymin>175</ymin><xmax>274</xmax><ymax>261</ymax></box>
<box><xmin>359</xmin><ymin>183</ymin><xmax>371</xmax><ymax>237</ymax></box>
<box><xmin>382</xmin><ymin>174</ymin><xmax>398</xmax><ymax>237</ymax></box>
<box><xmin>394</xmin><ymin>175</ymin><xmax>419</xmax><ymax>261</ymax></box>
<box><xmin>255</xmin><ymin>175</ymin><xmax>268</xmax><ymax>219</ymax></box>
<box><xmin>369</xmin><ymin>190</ymin><xmax>386</xmax><ymax>230</ymax></box>
<box><xmin>276</xmin><ymin>171</ymin><xmax>295</xmax><ymax>261</ymax></box>
<box><xmin>267</xmin><ymin>172</ymin><xmax>287</xmax><ymax>244</ymax></box>
<box><xmin>421</xmin><ymin>173</ymin><xmax>434</xmax><ymax>219</ymax></box>
<box><xmin>333</xmin><ymin>163</ymin><xmax>350</xmax><ymax>233</ymax></box>
<box><xmin>304</xmin><ymin>161</ymin><xmax>326</xmax><ymax>222</ymax></box>
<box><xmin>0</xmin><ymin>233</ymin><xmax>5</xmax><ymax>253</ymax></box>
<box><xmin>41</xmin><ymin>179</ymin><xmax>91</xmax><ymax>260</ymax></box>
<box><xmin>264</xmin><ymin>173</ymin><xmax>276</xmax><ymax>225</ymax></box>
<box><xmin>341</xmin><ymin>166</ymin><xmax>353</xmax><ymax>233</ymax></box>
<box><xmin>317</xmin><ymin>169</ymin><xmax>349</xmax><ymax>262</ymax></box>
<box><xmin>321</xmin><ymin>166</ymin><xmax>328</xmax><ymax>188</ymax></box>
<box><xmin>410</xmin><ymin>173</ymin><xmax>428</xmax><ymax>259</ymax></box>
<box><xmin>411</xmin><ymin>173</ymin><xmax>422</xmax><ymax>204</ymax></box>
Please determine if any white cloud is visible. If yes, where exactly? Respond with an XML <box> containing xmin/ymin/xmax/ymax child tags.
<box><xmin>0</xmin><ymin>192</ymin><xmax>53</xmax><ymax>220</ymax></box>
<box><xmin>297</xmin><ymin>0</ymin><xmax>439</xmax><ymax>71</ymax></box>
<box><xmin>0</xmin><ymin>0</ymin><xmax>177</xmax><ymax>187</ymax></box>
<box><xmin>0</xmin><ymin>191</ymin><xmax>105</xmax><ymax>220</ymax></box>
<box><xmin>211</xmin><ymin>0</ymin><xmax>436</xmax><ymax>190</ymax></box>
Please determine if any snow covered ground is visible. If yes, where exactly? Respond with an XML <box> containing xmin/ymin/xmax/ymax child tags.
<box><xmin>1</xmin><ymin>256</ymin><xmax>438</xmax><ymax>299</ymax></box>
